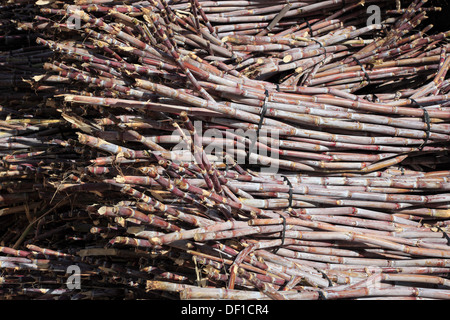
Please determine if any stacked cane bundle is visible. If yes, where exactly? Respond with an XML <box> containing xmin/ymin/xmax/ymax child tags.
<box><xmin>0</xmin><ymin>0</ymin><xmax>450</xmax><ymax>300</ymax></box>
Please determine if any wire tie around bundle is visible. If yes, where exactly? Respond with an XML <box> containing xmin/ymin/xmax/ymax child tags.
<box><xmin>247</xmin><ymin>90</ymin><xmax>269</xmax><ymax>164</ymax></box>
<box><xmin>275</xmin><ymin>83</ymin><xmax>280</xmax><ymax>92</ymax></box>
<box><xmin>352</xmin><ymin>57</ymin><xmax>371</xmax><ymax>84</ymax></box>
<box><xmin>410</xmin><ymin>98</ymin><xmax>430</xmax><ymax>150</ymax></box>
<box><xmin>310</xmin><ymin>38</ymin><xmax>324</xmax><ymax>50</ymax></box>
<box><xmin>309</xmin><ymin>38</ymin><xmax>329</xmax><ymax>64</ymax></box>
<box><xmin>309</xmin><ymin>38</ymin><xmax>329</xmax><ymax>69</ymax></box>
<box><xmin>436</xmin><ymin>226</ymin><xmax>450</xmax><ymax>245</ymax></box>
<box><xmin>304</xmin><ymin>19</ymin><xmax>314</xmax><ymax>36</ymax></box>
<box><xmin>273</xmin><ymin>215</ymin><xmax>287</xmax><ymax>254</ymax></box>
<box><xmin>317</xmin><ymin>269</ymin><xmax>334</xmax><ymax>287</ymax></box>
<box><xmin>282</xmin><ymin>175</ymin><xmax>294</xmax><ymax>209</ymax></box>
<box><xmin>318</xmin><ymin>290</ymin><xmax>327</xmax><ymax>300</ymax></box>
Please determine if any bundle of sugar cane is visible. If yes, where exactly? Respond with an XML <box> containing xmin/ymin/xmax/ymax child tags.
<box><xmin>2</xmin><ymin>163</ymin><xmax>450</xmax><ymax>300</ymax></box>
<box><xmin>3</xmin><ymin>150</ymin><xmax>450</xmax><ymax>300</ymax></box>
<box><xmin>0</xmin><ymin>0</ymin><xmax>449</xmax><ymax>300</ymax></box>
<box><xmin>171</xmin><ymin>0</ymin><xmax>449</xmax><ymax>93</ymax></box>
<box><xmin>28</xmin><ymin>0</ymin><xmax>450</xmax><ymax>171</ymax></box>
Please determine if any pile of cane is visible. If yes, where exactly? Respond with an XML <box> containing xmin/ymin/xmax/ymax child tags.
<box><xmin>1</xmin><ymin>0</ymin><xmax>450</xmax><ymax>300</ymax></box>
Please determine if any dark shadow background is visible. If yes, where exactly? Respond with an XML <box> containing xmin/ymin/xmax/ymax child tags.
<box><xmin>427</xmin><ymin>0</ymin><xmax>450</xmax><ymax>33</ymax></box>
